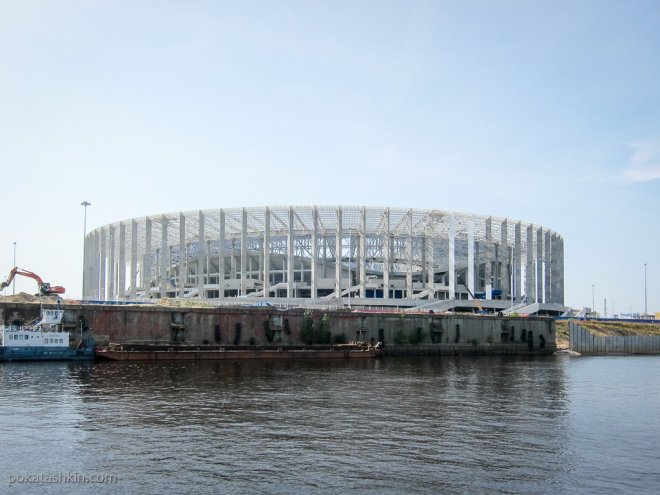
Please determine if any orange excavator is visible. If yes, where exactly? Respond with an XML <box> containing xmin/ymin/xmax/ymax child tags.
<box><xmin>0</xmin><ymin>267</ymin><xmax>66</xmax><ymax>296</ymax></box>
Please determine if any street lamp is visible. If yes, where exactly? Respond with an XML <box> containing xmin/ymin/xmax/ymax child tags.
<box><xmin>81</xmin><ymin>201</ymin><xmax>91</xmax><ymax>299</ymax></box>
<box><xmin>644</xmin><ymin>263</ymin><xmax>648</xmax><ymax>316</ymax></box>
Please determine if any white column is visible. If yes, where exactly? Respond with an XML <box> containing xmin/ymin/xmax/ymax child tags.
<box><xmin>536</xmin><ymin>227</ymin><xmax>543</xmax><ymax>304</ymax></box>
<box><xmin>118</xmin><ymin>222</ymin><xmax>126</xmax><ymax>300</ymax></box>
<box><xmin>426</xmin><ymin>235</ymin><xmax>434</xmax><ymax>296</ymax></box>
<box><xmin>130</xmin><ymin>220</ymin><xmax>138</xmax><ymax>300</ymax></box>
<box><xmin>500</xmin><ymin>219</ymin><xmax>509</xmax><ymax>300</ymax></box>
<box><xmin>311</xmin><ymin>207</ymin><xmax>318</xmax><ymax>299</ymax></box>
<box><xmin>83</xmin><ymin>234</ymin><xmax>92</xmax><ymax>300</ymax></box>
<box><xmin>143</xmin><ymin>218</ymin><xmax>152</xmax><ymax>298</ymax></box>
<box><xmin>241</xmin><ymin>208</ymin><xmax>247</xmax><ymax>297</ymax></box>
<box><xmin>207</xmin><ymin>240</ymin><xmax>212</xmax><ymax>293</ymax></box>
<box><xmin>99</xmin><ymin>228</ymin><xmax>107</xmax><ymax>301</ymax></box>
<box><xmin>551</xmin><ymin>235</ymin><xmax>564</xmax><ymax>304</ymax></box>
<box><xmin>256</xmin><ymin>238</ymin><xmax>262</xmax><ymax>283</ymax></box>
<box><xmin>108</xmin><ymin>225</ymin><xmax>115</xmax><ymax>300</ymax></box>
<box><xmin>359</xmin><ymin>207</ymin><xmax>366</xmax><ymax>298</ymax></box>
<box><xmin>90</xmin><ymin>231</ymin><xmax>100</xmax><ymax>300</ymax></box>
<box><xmin>526</xmin><ymin>225</ymin><xmax>534</xmax><ymax>303</ymax></box>
<box><xmin>218</xmin><ymin>210</ymin><xmax>225</xmax><ymax>298</ymax></box>
<box><xmin>199</xmin><ymin>210</ymin><xmax>206</xmax><ymax>298</ymax></box>
<box><xmin>544</xmin><ymin>230</ymin><xmax>551</xmax><ymax>304</ymax></box>
<box><xmin>558</xmin><ymin>237</ymin><xmax>564</xmax><ymax>305</ymax></box>
<box><xmin>383</xmin><ymin>208</ymin><xmax>390</xmax><ymax>299</ymax></box>
<box><xmin>160</xmin><ymin>215</ymin><xmax>168</xmax><ymax>298</ymax></box>
<box><xmin>449</xmin><ymin>214</ymin><xmax>455</xmax><ymax>299</ymax></box>
<box><xmin>514</xmin><ymin>222</ymin><xmax>521</xmax><ymax>302</ymax></box>
<box><xmin>230</xmin><ymin>240</ymin><xmax>236</xmax><ymax>280</ymax></box>
<box><xmin>475</xmin><ymin>241</ymin><xmax>480</xmax><ymax>290</ymax></box>
<box><xmin>179</xmin><ymin>213</ymin><xmax>186</xmax><ymax>298</ymax></box>
<box><xmin>263</xmin><ymin>208</ymin><xmax>270</xmax><ymax>298</ymax></box>
<box><xmin>405</xmin><ymin>209</ymin><xmax>413</xmax><ymax>298</ymax></box>
<box><xmin>287</xmin><ymin>207</ymin><xmax>294</xmax><ymax>298</ymax></box>
<box><xmin>467</xmin><ymin>221</ymin><xmax>474</xmax><ymax>300</ymax></box>
<box><xmin>321</xmin><ymin>234</ymin><xmax>327</xmax><ymax>278</ymax></box>
<box><xmin>485</xmin><ymin>217</ymin><xmax>492</xmax><ymax>299</ymax></box>
<box><xmin>82</xmin><ymin>233</ymin><xmax>90</xmax><ymax>299</ymax></box>
<box><xmin>335</xmin><ymin>207</ymin><xmax>342</xmax><ymax>298</ymax></box>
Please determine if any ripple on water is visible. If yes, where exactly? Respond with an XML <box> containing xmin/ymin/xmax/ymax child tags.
<box><xmin>1</xmin><ymin>356</ymin><xmax>659</xmax><ymax>495</ymax></box>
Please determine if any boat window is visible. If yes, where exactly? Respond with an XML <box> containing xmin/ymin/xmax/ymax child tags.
<box><xmin>24</xmin><ymin>335</ymin><xmax>29</xmax><ymax>340</ymax></box>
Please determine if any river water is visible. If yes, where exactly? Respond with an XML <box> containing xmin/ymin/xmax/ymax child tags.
<box><xmin>1</xmin><ymin>355</ymin><xmax>659</xmax><ymax>495</ymax></box>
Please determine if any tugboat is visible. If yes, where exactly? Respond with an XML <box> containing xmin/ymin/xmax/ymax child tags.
<box><xmin>0</xmin><ymin>309</ymin><xmax>95</xmax><ymax>362</ymax></box>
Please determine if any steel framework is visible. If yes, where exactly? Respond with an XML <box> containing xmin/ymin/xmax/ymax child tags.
<box><xmin>83</xmin><ymin>206</ymin><xmax>564</xmax><ymax>304</ymax></box>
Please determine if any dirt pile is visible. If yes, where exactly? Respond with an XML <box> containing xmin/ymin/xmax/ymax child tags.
<box><xmin>156</xmin><ymin>298</ymin><xmax>214</xmax><ymax>308</ymax></box>
<box><xmin>0</xmin><ymin>292</ymin><xmax>77</xmax><ymax>304</ymax></box>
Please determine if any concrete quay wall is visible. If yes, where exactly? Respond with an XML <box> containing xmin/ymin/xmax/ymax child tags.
<box><xmin>569</xmin><ymin>321</ymin><xmax>660</xmax><ymax>354</ymax></box>
<box><xmin>0</xmin><ymin>302</ymin><xmax>556</xmax><ymax>355</ymax></box>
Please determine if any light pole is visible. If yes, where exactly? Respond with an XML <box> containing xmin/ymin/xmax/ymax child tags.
<box><xmin>644</xmin><ymin>263</ymin><xmax>647</xmax><ymax>316</ymax></box>
<box><xmin>81</xmin><ymin>201</ymin><xmax>91</xmax><ymax>299</ymax></box>
<box><xmin>12</xmin><ymin>241</ymin><xmax>16</xmax><ymax>295</ymax></box>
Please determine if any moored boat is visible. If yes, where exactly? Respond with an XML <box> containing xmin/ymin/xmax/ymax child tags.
<box><xmin>0</xmin><ymin>309</ymin><xmax>95</xmax><ymax>362</ymax></box>
<box><xmin>96</xmin><ymin>342</ymin><xmax>382</xmax><ymax>361</ymax></box>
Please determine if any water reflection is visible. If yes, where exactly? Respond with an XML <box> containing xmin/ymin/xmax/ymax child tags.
<box><xmin>1</xmin><ymin>356</ymin><xmax>659</xmax><ymax>494</ymax></box>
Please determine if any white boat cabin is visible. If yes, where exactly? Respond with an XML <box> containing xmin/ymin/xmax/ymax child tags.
<box><xmin>0</xmin><ymin>309</ymin><xmax>70</xmax><ymax>348</ymax></box>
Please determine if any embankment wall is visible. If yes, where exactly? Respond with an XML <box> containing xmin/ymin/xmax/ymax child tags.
<box><xmin>0</xmin><ymin>303</ymin><xmax>556</xmax><ymax>355</ymax></box>
<box><xmin>569</xmin><ymin>321</ymin><xmax>660</xmax><ymax>354</ymax></box>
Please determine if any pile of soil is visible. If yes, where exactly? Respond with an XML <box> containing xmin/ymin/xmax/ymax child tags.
<box><xmin>156</xmin><ymin>298</ymin><xmax>214</xmax><ymax>308</ymax></box>
<box><xmin>0</xmin><ymin>292</ymin><xmax>77</xmax><ymax>304</ymax></box>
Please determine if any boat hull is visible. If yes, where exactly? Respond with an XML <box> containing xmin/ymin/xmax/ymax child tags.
<box><xmin>96</xmin><ymin>345</ymin><xmax>381</xmax><ymax>361</ymax></box>
<box><xmin>0</xmin><ymin>347</ymin><xmax>95</xmax><ymax>362</ymax></box>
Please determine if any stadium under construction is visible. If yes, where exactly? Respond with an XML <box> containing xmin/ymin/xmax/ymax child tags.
<box><xmin>83</xmin><ymin>206</ymin><xmax>566</xmax><ymax>316</ymax></box>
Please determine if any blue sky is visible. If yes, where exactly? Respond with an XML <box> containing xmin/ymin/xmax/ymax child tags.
<box><xmin>1</xmin><ymin>0</ymin><xmax>658</xmax><ymax>314</ymax></box>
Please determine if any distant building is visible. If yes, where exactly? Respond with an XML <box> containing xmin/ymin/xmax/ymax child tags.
<box><xmin>83</xmin><ymin>206</ymin><xmax>565</xmax><ymax>314</ymax></box>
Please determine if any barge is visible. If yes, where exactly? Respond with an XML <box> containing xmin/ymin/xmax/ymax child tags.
<box><xmin>96</xmin><ymin>342</ymin><xmax>382</xmax><ymax>361</ymax></box>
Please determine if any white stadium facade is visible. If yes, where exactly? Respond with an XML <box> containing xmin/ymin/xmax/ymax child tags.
<box><xmin>83</xmin><ymin>206</ymin><xmax>566</xmax><ymax>315</ymax></box>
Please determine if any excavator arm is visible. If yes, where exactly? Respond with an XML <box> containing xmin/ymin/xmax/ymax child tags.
<box><xmin>0</xmin><ymin>267</ymin><xmax>65</xmax><ymax>295</ymax></box>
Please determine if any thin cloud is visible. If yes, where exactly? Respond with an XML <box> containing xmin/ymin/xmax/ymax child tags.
<box><xmin>623</xmin><ymin>140</ymin><xmax>660</xmax><ymax>183</ymax></box>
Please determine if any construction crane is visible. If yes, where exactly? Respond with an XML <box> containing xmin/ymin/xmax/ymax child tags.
<box><xmin>0</xmin><ymin>267</ymin><xmax>66</xmax><ymax>296</ymax></box>
<box><xmin>464</xmin><ymin>285</ymin><xmax>487</xmax><ymax>314</ymax></box>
